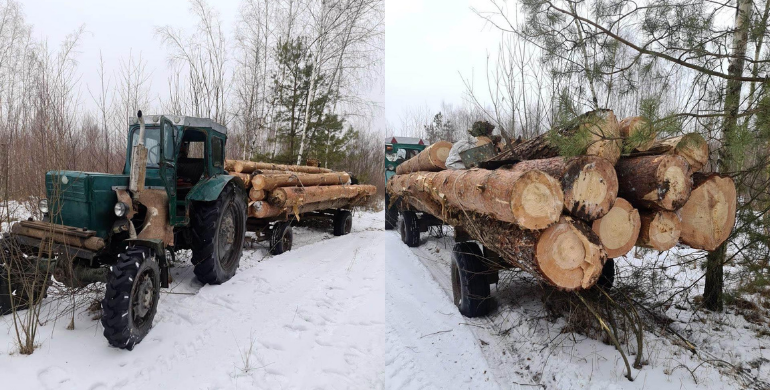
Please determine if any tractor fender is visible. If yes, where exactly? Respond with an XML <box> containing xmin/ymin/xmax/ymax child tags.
<box><xmin>187</xmin><ymin>174</ymin><xmax>245</xmax><ymax>202</ymax></box>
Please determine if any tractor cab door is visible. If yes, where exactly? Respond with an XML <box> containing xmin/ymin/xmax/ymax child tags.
<box><xmin>159</xmin><ymin>118</ymin><xmax>181</xmax><ymax>224</ymax></box>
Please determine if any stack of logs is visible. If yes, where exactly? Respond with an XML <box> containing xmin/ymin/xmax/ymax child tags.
<box><xmin>386</xmin><ymin>109</ymin><xmax>736</xmax><ymax>291</ymax></box>
<box><xmin>225</xmin><ymin>160</ymin><xmax>377</xmax><ymax>219</ymax></box>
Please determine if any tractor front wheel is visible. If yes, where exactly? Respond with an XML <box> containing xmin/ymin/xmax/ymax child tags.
<box><xmin>190</xmin><ymin>184</ymin><xmax>247</xmax><ymax>285</ymax></box>
<box><xmin>101</xmin><ymin>246</ymin><xmax>160</xmax><ymax>350</ymax></box>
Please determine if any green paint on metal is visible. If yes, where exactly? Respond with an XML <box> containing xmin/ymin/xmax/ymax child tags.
<box><xmin>187</xmin><ymin>175</ymin><xmax>242</xmax><ymax>202</ymax></box>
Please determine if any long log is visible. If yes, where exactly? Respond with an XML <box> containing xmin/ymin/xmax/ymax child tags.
<box><xmin>636</xmin><ymin>210</ymin><xmax>681</xmax><ymax>251</ymax></box>
<box><xmin>233</xmin><ymin>161</ymin><xmax>332</xmax><ymax>174</ymax></box>
<box><xmin>630</xmin><ymin>133</ymin><xmax>709</xmax><ymax>174</ymax></box>
<box><xmin>615</xmin><ymin>155</ymin><xmax>692</xmax><ymax>211</ymax></box>
<box><xmin>488</xmin><ymin>109</ymin><xmax>622</xmax><ymax>165</ymax></box>
<box><xmin>251</xmin><ymin>172</ymin><xmax>350</xmax><ymax>191</ymax></box>
<box><xmin>591</xmin><ymin>198</ymin><xmax>641</xmax><ymax>258</ymax></box>
<box><xmin>249</xmin><ymin>197</ymin><xmax>370</xmax><ymax>219</ymax></box>
<box><xmin>395</xmin><ymin>141</ymin><xmax>452</xmax><ymax>174</ymax></box>
<box><xmin>387</xmin><ymin>167</ymin><xmax>563</xmax><ymax>230</ymax></box>
<box><xmin>511</xmin><ymin>156</ymin><xmax>618</xmax><ymax>221</ymax></box>
<box><xmin>229</xmin><ymin>172</ymin><xmax>252</xmax><ymax>187</ymax></box>
<box><xmin>679</xmin><ymin>174</ymin><xmax>736</xmax><ymax>251</ymax></box>
<box><xmin>619</xmin><ymin>116</ymin><xmax>656</xmax><ymax>152</ymax></box>
<box><xmin>269</xmin><ymin>184</ymin><xmax>377</xmax><ymax>208</ymax></box>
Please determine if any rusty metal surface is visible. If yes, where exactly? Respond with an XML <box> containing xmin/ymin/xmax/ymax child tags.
<box><xmin>134</xmin><ymin>189</ymin><xmax>174</xmax><ymax>246</ymax></box>
<box><xmin>459</xmin><ymin>143</ymin><xmax>497</xmax><ymax>168</ymax></box>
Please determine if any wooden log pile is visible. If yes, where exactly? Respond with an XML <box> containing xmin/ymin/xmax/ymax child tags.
<box><xmin>225</xmin><ymin>159</ymin><xmax>376</xmax><ymax>219</ymax></box>
<box><xmin>386</xmin><ymin>109</ymin><xmax>737</xmax><ymax>292</ymax></box>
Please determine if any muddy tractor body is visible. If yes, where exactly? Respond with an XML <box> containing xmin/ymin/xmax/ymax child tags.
<box><xmin>1</xmin><ymin>113</ymin><xmax>248</xmax><ymax>349</ymax></box>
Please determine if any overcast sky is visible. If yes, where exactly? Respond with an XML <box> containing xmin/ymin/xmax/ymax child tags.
<box><xmin>385</xmin><ymin>0</ymin><xmax>501</xmax><ymax>130</ymax></box>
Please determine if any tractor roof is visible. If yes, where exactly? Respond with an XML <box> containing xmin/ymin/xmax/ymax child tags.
<box><xmin>128</xmin><ymin>115</ymin><xmax>227</xmax><ymax>135</ymax></box>
<box><xmin>385</xmin><ymin>136</ymin><xmax>424</xmax><ymax>145</ymax></box>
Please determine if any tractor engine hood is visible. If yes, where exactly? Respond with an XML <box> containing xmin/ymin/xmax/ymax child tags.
<box><xmin>45</xmin><ymin>170</ymin><xmax>129</xmax><ymax>238</ymax></box>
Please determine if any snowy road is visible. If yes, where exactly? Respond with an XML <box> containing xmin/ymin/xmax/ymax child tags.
<box><xmin>2</xmin><ymin>212</ymin><xmax>384</xmax><ymax>390</ymax></box>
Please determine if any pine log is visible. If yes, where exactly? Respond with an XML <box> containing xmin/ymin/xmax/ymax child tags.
<box><xmin>229</xmin><ymin>172</ymin><xmax>252</xmax><ymax>187</ymax></box>
<box><xmin>619</xmin><ymin>116</ymin><xmax>656</xmax><ymax>152</ymax></box>
<box><xmin>249</xmin><ymin>201</ymin><xmax>282</xmax><ymax>218</ymax></box>
<box><xmin>225</xmin><ymin>159</ymin><xmax>236</xmax><ymax>171</ymax></box>
<box><xmin>251</xmin><ymin>172</ymin><xmax>350</xmax><ymax>191</ymax></box>
<box><xmin>637</xmin><ymin>210</ymin><xmax>681</xmax><ymax>251</ymax></box>
<box><xmin>387</xmin><ymin>167</ymin><xmax>563</xmax><ymax>230</ymax></box>
<box><xmin>233</xmin><ymin>161</ymin><xmax>332</xmax><ymax>174</ymax></box>
<box><xmin>615</xmin><ymin>155</ymin><xmax>692</xmax><ymax>211</ymax></box>
<box><xmin>510</xmin><ymin>156</ymin><xmax>618</xmax><ymax>221</ymax></box>
<box><xmin>269</xmin><ymin>184</ymin><xmax>377</xmax><ymax>208</ymax></box>
<box><xmin>679</xmin><ymin>173</ymin><xmax>736</xmax><ymax>251</ymax></box>
<box><xmin>488</xmin><ymin>109</ymin><xmax>622</xmax><ymax>165</ymax></box>
<box><xmin>249</xmin><ymin>188</ymin><xmax>266</xmax><ymax>201</ymax></box>
<box><xmin>631</xmin><ymin>133</ymin><xmax>709</xmax><ymax>174</ymax></box>
<box><xmin>591</xmin><ymin>198</ymin><xmax>641</xmax><ymax>258</ymax></box>
<box><xmin>395</xmin><ymin>141</ymin><xmax>453</xmax><ymax>174</ymax></box>
<box><xmin>249</xmin><ymin>198</ymin><xmax>366</xmax><ymax>219</ymax></box>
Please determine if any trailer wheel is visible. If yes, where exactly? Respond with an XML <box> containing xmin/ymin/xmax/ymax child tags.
<box><xmin>399</xmin><ymin>210</ymin><xmax>420</xmax><ymax>247</ymax></box>
<box><xmin>101</xmin><ymin>246</ymin><xmax>160</xmax><ymax>350</ymax></box>
<box><xmin>333</xmin><ymin>210</ymin><xmax>353</xmax><ymax>236</ymax></box>
<box><xmin>270</xmin><ymin>221</ymin><xmax>293</xmax><ymax>255</ymax></box>
<box><xmin>385</xmin><ymin>194</ymin><xmax>398</xmax><ymax>230</ymax></box>
<box><xmin>451</xmin><ymin>242</ymin><xmax>491</xmax><ymax>317</ymax></box>
<box><xmin>0</xmin><ymin>239</ymin><xmax>50</xmax><ymax>315</ymax></box>
<box><xmin>190</xmin><ymin>184</ymin><xmax>247</xmax><ymax>285</ymax></box>
<box><xmin>597</xmin><ymin>258</ymin><xmax>615</xmax><ymax>289</ymax></box>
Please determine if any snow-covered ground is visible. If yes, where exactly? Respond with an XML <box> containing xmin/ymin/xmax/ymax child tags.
<box><xmin>2</xmin><ymin>210</ymin><xmax>384</xmax><ymax>390</ymax></box>
<box><xmin>386</xmin><ymin>226</ymin><xmax>770</xmax><ymax>390</ymax></box>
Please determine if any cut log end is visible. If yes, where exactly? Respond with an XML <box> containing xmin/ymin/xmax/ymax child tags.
<box><xmin>536</xmin><ymin>216</ymin><xmax>606</xmax><ymax>290</ymax></box>
<box><xmin>679</xmin><ymin>174</ymin><xmax>736</xmax><ymax>251</ymax></box>
<box><xmin>674</xmin><ymin>133</ymin><xmax>709</xmax><ymax>173</ymax></box>
<box><xmin>637</xmin><ymin>210</ymin><xmax>681</xmax><ymax>251</ymax></box>
<box><xmin>657</xmin><ymin>156</ymin><xmax>691</xmax><ymax>210</ymax></box>
<box><xmin>619</xmin><ymin>116</ymin><xmax>656</xmax><ymax>152</ymax></box>
<box><xmin>563</xmin><ymin>157</ymin><xmax>618</xmax><ymax>221</ymax></box>
<box><xmin>510</xmin><ymin>170</ymin><xmax>564</xmax><ymax>230</ymax></box>
<box><xmin>591</xmin><ymin>198</ymin><xmax>640</xmax><ymax>258</ymax></box>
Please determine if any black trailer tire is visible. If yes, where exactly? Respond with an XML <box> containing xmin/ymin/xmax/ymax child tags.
<box><xmin>270</xmin><ymin>221</ymin><xmax>293</xmax><ymax>255</ymax></box>
<box><xmin>399</xmin><ymin>210</ymin><xmax>420</xmax><ymax>247</ymax></box>
<box><xmin>385</xmin><ymin>194</ymin><xmax>398</xmax><ymax>230</ymax></box>
<box><xmin>333</xmin><ymin>210</ymin><xmax>353</xmax><ymax>236</ymax></box>
<box><xmin>597</xmin><ymin>258</ymin><xmax>615</xmax><ymax>289</ymax></box>
<box><xmin>101</xmin><ymin>246</ymin><xmax>160</xmax><ymax>350</ymax></box>
<box><xmin>190</xmin><ymin>184</ymin><xmax>247</xmax><ymax>285</ymax></box>
<box><xmin>0</xmin><ymin>239</ymin><xmax>50</xmax><ymax>315</ymax></box>
<box><xmin>451</xmin><ymin>242</ymin><xmax>491</xmax><ymax>318</ymax></box>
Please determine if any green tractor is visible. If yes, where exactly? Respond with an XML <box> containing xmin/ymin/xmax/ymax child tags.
<box><xmin>384</xmin><ymin>136</ymin><xmax>425</xmax><ymax>230</ymax></box>
<box><xmin>0</xmin><ymin>112</ymin><xmax>248</xmax><ymax>350</ymax></box>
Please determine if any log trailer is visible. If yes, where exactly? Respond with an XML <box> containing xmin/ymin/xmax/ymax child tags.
<box><xmin>0</xmin><ymin>112</ymin><xmax>373</xmax><ymax>350</ymax></box>
<box><xmin>387</xmin><ymin>110</ymin><xmax>736</xmax><ymax>319</ymax></box>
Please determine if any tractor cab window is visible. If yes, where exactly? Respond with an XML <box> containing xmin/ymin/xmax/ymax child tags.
<box><xmin>386</xmin><ymin>147</ymin><xmax>406</xmax><ymax>162</ymax></box>
<box><xmin>130</xmin><ymin>127</ymin><xmax>161</xmax><ymax>168</ymax></box>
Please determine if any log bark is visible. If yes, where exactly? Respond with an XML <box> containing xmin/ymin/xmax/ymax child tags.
<box><xmin>251</xmin><ymin>172</ymin><xmax>350</xmax><ymax>191</ymax></box>
<box><xmin>387</xmin><ymin>167</ymin><xmax>563</xmax><ymax>230</ymax></box>
<box><xmin>679</xmin><ymin>174</ymin><xmax>737</xmax><ymax>251</ymax></box>
<box><xmin>511</xmin><ymin>156</ymin><xmax>618</xmax><ymax>221</ymax></box>
<box><xmin>249</xmin><ymin>188</ymin><xmax>266</xmax><ymax>201</ymax></box>
<box><xmin>619</xmin><ymin>116</ymin><xmax>656</xmax><ymax>152</ymax></box>
<box><xmin>630</xmin><ymin>133</ymin><xmax>709</xmax><ymax>174</ymax></box>
<box><xmin>269</xmin><ymin>184</ymin><xmax>377</xmax><ymax>208</ymax></box>
<box><xmin>637</xmin><ymin>210</ymin><xmax>681</xmax><ymax>251</ymax></box>
<box><xmin>395</xmin><ymin>141</ymin><xmax>452</xmax><ymax>174</ymax></box>
<box><xmin>488</xmin><ymin>109</ymin><xmax>621</xmax><ymax>165</ymax></box>
<box><xmin>615</xmin><ymin>155</ymin><xmax>692</xmax><ymax>211</ymax></box>
<box><xmin>250</xmin><ymin>197</ymin><xmax>371</xmax><ymax>219</ymax></box>
<box><xmin>591</xmin><ymin>198</ymin><xmax>640</xmax><ymax>258</ymax></box>
<box><xmin>233</xmin><ymin>161</ymin><xmax>332</xmax><ymax>174</ymax></box>
<box><xmin>249</xmin><ymin>201</ymin><xmax>283</xmax><ymax>218</ymax></box>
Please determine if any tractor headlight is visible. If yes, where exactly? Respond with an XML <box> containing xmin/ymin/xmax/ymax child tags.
<box><xmin>38</xmin><ymin>199</ymin><xmax>49</xmax><ymax>214</ymax></box>
<box><xmin>114</xmin><ymin>202</ymin><xmax>128</xmax><ymax>217</ymax></box>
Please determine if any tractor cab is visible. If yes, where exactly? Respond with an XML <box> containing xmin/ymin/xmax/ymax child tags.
<box><xmin>384</xmin><ymin>136</ymin><xmax>426</xmax><ymax>229</ymax></box>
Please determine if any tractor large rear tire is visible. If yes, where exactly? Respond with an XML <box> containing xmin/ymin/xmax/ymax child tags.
<box><xmin>101</xmin><ymin>246</ymin><xmax>160</xmax><ymax>350</ymax></box>
<box><xmin>191</xmin><ymin>184</ymin><xmax>247</xmax><ymax>285</ymax></box>
<box><xmin>451</xmin><ymin>242</ymin><xmax>492</xmax><ymax>318</ymax></box>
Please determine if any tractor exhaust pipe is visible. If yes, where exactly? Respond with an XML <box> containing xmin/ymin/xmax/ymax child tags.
<box><xmin>129</xmin><ymin>110</ymin><xmax>147</xmax><ymax>193</ymax></box>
